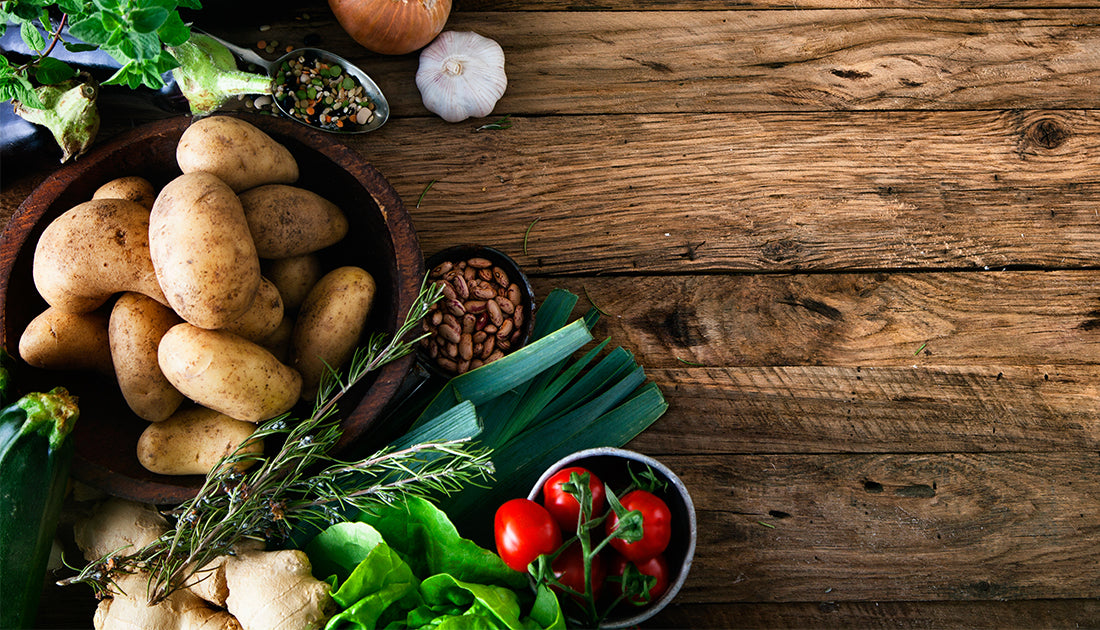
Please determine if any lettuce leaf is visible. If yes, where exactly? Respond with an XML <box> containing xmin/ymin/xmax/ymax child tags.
<box><xmin>355</xmin><ymin>497</ymin><xmax>525</xmax><ymax>591</ymax></box>
<box><xmin>309</xmin><ymin>498</ymin><xmax>563</xmax><ymax>630</ymax></box>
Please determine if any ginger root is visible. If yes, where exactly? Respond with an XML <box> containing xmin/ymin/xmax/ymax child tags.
<box><xmin>223</xmin><ymin>546</ymin><xmax>335</xmax><ymax>630</ymax></box>
<box><xmin>74</xmin><ymin>498</ymin><xmax>168</xmax><ymax>561</ymax></box>
<box><xmin>94</xmin><ymin>571</ymin><xmax>241</xmax><ymax>630</ymax></box>
<box><xmin>75</xmin><ymin>499</ymin><xmax>334</xmax><ymax>630</ymax></box>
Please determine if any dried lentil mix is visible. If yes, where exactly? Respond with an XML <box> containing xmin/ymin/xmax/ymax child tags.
<box><xmin>273</xmin><ymin>52</ymin><xmax>377</xmax><ymax>131</ymax></box>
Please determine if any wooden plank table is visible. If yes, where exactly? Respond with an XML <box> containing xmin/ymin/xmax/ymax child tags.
<box><xmin>5</xmin><ymin>0</ymin><xmax>1100</xmax><ymax>627</ymax></box>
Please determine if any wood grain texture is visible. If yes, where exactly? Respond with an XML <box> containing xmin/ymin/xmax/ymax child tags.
<box><xmin>649</xmin><ymin>599</ymin><xmax>1100</xmax><ymax>629</ymax></box>
<box><xmin>209</xmin><ymin>9</ymin><xmax>1100</xmax><ymax>117</ymax></box>
<box><xmin>659</xmin><ymin>453</ymin><xmax>1100</xmax><ymax>602</ymax></box>
<box><xmin>370</xmin><ymin>111</ymin><xmax>1100</xmax><ymax>274</ymax></box>
<box><xmin>15</xmin><ymin>110</ymin><xmax>1100</xmax><ymax>274</ymax></box>
<box><xmin>630</xmin><ymin>365</ymin><xmax>1100</xmax><ymax>453</ymax></box>
<box><xmin>459</xmin><ymin>0</ymin><xmax>1100</xmax><ymax>9</ymax></box>
<box><xmin>531</xmin><ymin>273</ymin><xmax>1100</xmax><ymax>368</ymax></box>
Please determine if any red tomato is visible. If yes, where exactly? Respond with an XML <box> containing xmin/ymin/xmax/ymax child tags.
<box><xmin>609</xmin><ymin>552</ymin><xmax>670</xmax><ymax>604</ymax></box>
<box><xmin>552</xmin><ymin>542</ymin><xmax>606</xmax><ymax>600</ymax></box>
<box><xmin>494</xmin><ymin>498</ymin><xmax>563</xmax><ymax>572</ymax></box>
<box><xmin>605</xmin><ymin>489</ymin><xmax>672</xmax><ymax>562</ymax></box>
<box><xmin>542</xmin><ymin>466</ymin><xmax>607</xmax><ymax>531</ymax></box>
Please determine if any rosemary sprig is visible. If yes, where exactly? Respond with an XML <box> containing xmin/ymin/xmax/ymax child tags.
<box><xmin>416</xmin><ymin>179</ymin><xmax>437</xmax><ymax>208</ymax></box>
<box><xmin>523</xmin><ymin>217</ymin><xmax>539</xmax><ymax>255</ymax></box>
<box><xmin>61</xmin><ymin>278</ymin><xmax>495</xmax><ymax>603</ymax></box>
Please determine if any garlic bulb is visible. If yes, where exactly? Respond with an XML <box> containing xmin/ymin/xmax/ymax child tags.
<box><xmin>416</xmin><ymin>31</ymin><xmax>507</xmax><ymax>123</ymax></box>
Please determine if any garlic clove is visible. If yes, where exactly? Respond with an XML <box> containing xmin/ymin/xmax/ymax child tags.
<box><xmin>416</xmin><ymin>31</ymin><xmax>507</xmax><ymax>123</ymax></box>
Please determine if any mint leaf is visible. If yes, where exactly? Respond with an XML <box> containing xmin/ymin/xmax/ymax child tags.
<box><xmin>100</xmin><ymin>10</ymin><xmax>124</xmax><ymax>34</ymax></box>
<box><xmin>56</xmin><ymin>0</ymin><xmax>86</xmax><ymax>13</ymax></box>
<box><xmin>20</xmin><ymin>21</ymin><xmax>46</xmax><ymax>52</ymax></box>
<box><xmin>156</xmin><ymin>12</ymin><xmax>189</xmax><ymax>46</ymax></box>
<box><xmin>130</xmin><ymin>6</ymin><xmax>168</xmax><ymax>33</ymax></box>
<box><xmin>0</xmin><ymin>73</ymin><xmax>45</xmax><ymax>109</ymax></box>
<box><xmin>127</xmin><ymin>31</ymin><xmax>160</xmax><ymax>59</ymax></box>
<box><xmin>153</xmin><ymin>49</ymin><xmax>181</xmax><ymax>75</ymax></box>
<box><xmin>62</xmin><ymin>41</ymin><xmax>99</xmax><ymax>53</ymax></box>
<box><xmin>68</xmin><ymin>17</ymin><xmax>111</xmax><ymax>46</ymax></box>
<box><xmin>34</xmin><ymin>57</ymin><xmax>77</xmax><ymax>85</ymax></box>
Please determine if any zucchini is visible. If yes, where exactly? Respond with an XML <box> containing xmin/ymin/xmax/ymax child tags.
<box><xmin>0</xmin><ymin>387</ymin><xmax>80</xmax><ymax>630</ymax></box>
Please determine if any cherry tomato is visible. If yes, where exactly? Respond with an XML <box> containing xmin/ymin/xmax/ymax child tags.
<box><xmin>609</xmin><ymin>552</ymin><xmax>670</xmax><ymax>604</ymax></box>
<box><xmin>494</xmin><ymin>498</ymin><xmax>563</xmax><ymax>572</ymax></box>
<box><xmin>605</xmin><ymin>489</ymin><xmax>672</xmax><ymax>562</ymax></box>
<box><xmin>542</xmin><ymin>466</ymin><xmax>607</xmax><ymax>531</ymax></box>
<box><xmin>552</xmin><ymin>542</ymin><xmax>606</xmax><ymax>600</ymax></box>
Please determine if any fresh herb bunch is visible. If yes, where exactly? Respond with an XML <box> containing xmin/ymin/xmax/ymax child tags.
<box><xmin>0</xmin><ymin>0</ymin><xmax>197</xmax><ymax>108</ymax></box>
<box><xmin>61</xmin><ymin>279</ymin><xmax>495</xmax><ymax>605</ymax></box>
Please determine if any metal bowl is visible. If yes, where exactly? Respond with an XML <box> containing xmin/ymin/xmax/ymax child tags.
<box><xmin>527</xmin><ymin>447</ymin><xmax>697</xmax><ymax>628</ymax></box>
<box><xmin>0</xmin><ymin>113</ymin><xmax>423</xmax><ymax>504</ymax></box>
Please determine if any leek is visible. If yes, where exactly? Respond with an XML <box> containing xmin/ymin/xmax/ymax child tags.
<box><xmin>401</xmin><ymin>288</ymin><xmax>668</xmax><ymax>537</ymax></box>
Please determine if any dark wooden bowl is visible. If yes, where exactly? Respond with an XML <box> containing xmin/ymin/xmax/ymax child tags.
<box><xmin>0</xmin><ymin>114</ymin><xmax>424</xmax><ymax>505</ymax></box>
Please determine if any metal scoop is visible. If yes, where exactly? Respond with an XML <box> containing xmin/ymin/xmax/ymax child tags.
<box><xmin>198</xmin><ymin>31</ymin><xmax>389</xmax><ymax>134</ymax></box>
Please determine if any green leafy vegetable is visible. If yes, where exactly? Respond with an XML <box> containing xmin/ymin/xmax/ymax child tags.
<box><xmin>306</xmin><ymin>498</ymin><xmax>565</xmax><ymax>630</ymax></box>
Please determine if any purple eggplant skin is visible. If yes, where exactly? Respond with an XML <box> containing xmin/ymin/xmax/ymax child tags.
<box><xmin>1</xmin><ymin>99</ymin><xmax>63</xmax><ymax>176</ymax></box>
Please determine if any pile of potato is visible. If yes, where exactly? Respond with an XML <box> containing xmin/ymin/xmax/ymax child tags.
<box><xmin>18</xmin><ymin>115</ymin><xmax>378</xmax><ymax>476</ymax></box>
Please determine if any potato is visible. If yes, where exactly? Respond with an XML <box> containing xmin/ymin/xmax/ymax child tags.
<box><xmin>176</xmin><ymin>116</ymin><xmax>299</xmax><ymax>192</ymax></box>
<box><xmin>92</xmin><ymin>176</ymin><xmax>157</xmax><ymax>210</ymax></box>
<box><xmin>240</xmin><ymin>185</ymin><xmax>348</xmax><ymax>258</ymax></box>
<box><xmin>109</xmin><ymin>292</ymin><xmax>185</xmax><ymax>422</ymax></box>
<box><xmin>19</xmin><ymin>307</ymin><xmax>113</xmax><ymax>375</ymax></box>
<box><xmin>291</xmin><ymin>266</ymin><xmax>376</xmax><ymax>398</ymax></box>
<box><xmin>32</xmin><ymin>198</ymin><xmax>168</xmax><ymax>313</ymax></box>
<box><xmin>264</xmin><ymin>255</ymin><xmax>323</xmax><ymax>312</ymax></box>
<box><xmin>150</xmin><ymin>172</ymin><xmax>262</xmax><ymax>329</ymax></box>
<box><xmin>260</xmin><ymin>316</ymin><xmax>294</xmax><ymax>364</ymax></box>
<box><xmin>137</xmin><ymin>406</ymin><xmax>263</xmax><ymax>476</ymax></box>
<box><xmin>220</xmin><ymin>277</ymin><xmax>284</xmax><ymax>343</ymax></box>
<box><xmin>159</xmin><ymin>323</ymin><xmax>302</xmax><ymax>423</ymax></box>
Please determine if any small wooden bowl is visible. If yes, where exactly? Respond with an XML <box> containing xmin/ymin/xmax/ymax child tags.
<box><xmin>0</xmin><ymin>114</ymin><xmax>424</xmax><ymax>505</ymax></box>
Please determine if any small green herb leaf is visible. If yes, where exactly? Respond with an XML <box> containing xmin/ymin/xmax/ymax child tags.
<box><xmin>0</xmin><ymin>70</ymin><xmax>44</xmax><ymax>108</ymax></box>
<box><xmin>67</xmin><ymin>17</ymin><xmax>108</xmax><ymax>46</ymax></box>
<box><xmin>33</xmin><ymin>57</ymin><xmax>77</xmax><ymax>85</ymax></box>
<box><xmin>20</xmin><ymin>20</ymin><xmax>46</xmax><ymax>51</ymax></box>
<box><xmin>129</xmin><ymin>6</ymin><xmax>169</xmax><ymax>33</ymax></box>
<box><xmin>475</xmin><ymin>114</ymin><xmax>512</xmax><ymax>131</ymax></box>
<box><xmin>61</xmin><ymin>41</ymin><xmax>99</xmax><ymax>53</ymax></box>
<box><xmin>416</xmin><ymin>179</ymin><xmax>436</xmax><ymax>208</ymax></box>
<box><xmin>155</xmin><ymin>12</ymin><xmax>190</xmax><ymax>47</ymax></box>
<box><xmin>523</xmin><ymin>218</ymin><xmax>539</xmax><ymax>255</ymax></box>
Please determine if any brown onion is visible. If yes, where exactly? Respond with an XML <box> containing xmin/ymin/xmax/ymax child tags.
<box><xmin>328</xmin><ymin>0</ymin><xmax>452</xmax><ymax>56</ymax></box>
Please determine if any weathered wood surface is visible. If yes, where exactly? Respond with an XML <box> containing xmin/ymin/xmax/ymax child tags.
<box><xmin>656</xmin><ymin>452</ymin><xmax>1100</xmax><ymax>601</ymax></box>
<box><xmin>9</xmin><ymin>2</ymin><xmax>1100</xmax><ymax>628</ymax></box>
<box><xmin>242</xmin><ymin>9</ymin><xmax>1100</xmax><ymax>114</ymax></box>
<box><xmin>11</xmin><ymin>111</ymin><xmax>1100</xmax><ymax>274</ymax></box>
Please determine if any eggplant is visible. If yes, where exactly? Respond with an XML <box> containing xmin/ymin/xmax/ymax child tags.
<box><xmin>1</xmin><ymin>24</ymin><xmax>190</xmax><ymax>173</ymax></box>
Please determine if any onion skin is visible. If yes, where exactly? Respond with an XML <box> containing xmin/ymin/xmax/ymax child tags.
<box><xmin>329</xmin><ymin>0</ymin><xmax>453</xmax><ymax>55</ymax></box>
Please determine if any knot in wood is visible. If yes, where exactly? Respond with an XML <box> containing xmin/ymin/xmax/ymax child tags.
<box><xmin>1025</xmin><ymin>118</ymin><xmax>1071</xmax><ymax>150</ymax></box>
